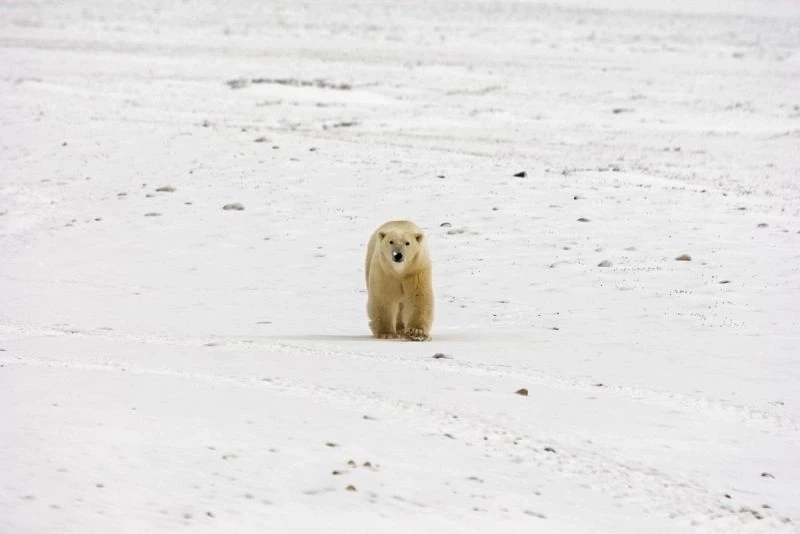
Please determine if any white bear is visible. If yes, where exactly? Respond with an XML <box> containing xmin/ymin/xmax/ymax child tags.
<box><xmin>365</xmin><ymin>220</ymin><xmax>434</xmax><ymax>341</ymax></box>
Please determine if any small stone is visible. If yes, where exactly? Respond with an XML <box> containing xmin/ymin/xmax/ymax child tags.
<box><xmin>675</xmin><ymin>254</ymin><xmax>692</xmax><ymax>261</ymax></box>
<box><xmin>719</xmin><ymin>280</ymin><xmax>731</xmax><ymax>284</ymax></box>
<box><xmin>432</xmin><ymin>353</ymin><xmax>449</xmax><ymax>359</ymax></box>
<box><xmin>544</xmin><ymin>447</ymin><xmax>556</xmax><ymax>453</ymax></box>
<box><xmin>593</xmin><ymin>383</ymin><xmax>605</xmax><ymax>387</ymax></box>
<box><xmin>254</xmin><ymin>137</ymin><xmax>268</xmax><ymax>143</ymax></box>
<box><xmin>513</xmin><ymin>171</ymin><xmax>526</xmax><ymax>178</ymax></box>
<box><xmin>325</xmin><ymin>442</ymin><xmax>338</xmax><ymax>448</ymax></box>
<box><xmin>577</xmin><ymin>217</ymin><xmax>590</xmax><ymax>222</ymax></box>
<box><xmin>226</xmin><ymin>78</ymin><xmax>249</xmax><ymax>89</ymax></box>
<box><xmin>757</xmin><ymin>223</ymin><xmax>768</xmax><ymax>228</ymax></box>
<box><xmin>761</xmin><ymin>472</ymin><xmax>775</xmax><ymax>479</ymax></box>
<box><xmin>515</xmin><ymin>388</ymin><xmax>528</xmax><ymax>396</ymax></box>
<box><xmin>206</xmin><ymin>511</ymin><xmax>215</xmax><ymax>518</ymax></box>
<box><xmin>155</xmin><ymin>185</ymin><xmax>176</xmax><ymax>192</ymax></box>
<box><xmin>524</xmin><ymin>510</ymin><xmax>547</xmax><ymax>519</ymax></box>
<box><xmin>440</xmin><ymin>222</ymin><xmax>452</xmax><ymax>227</ymax></box>
<box><xmin>345</xmin><ymin>485</ymin><xmax>357</xmax><ymax>492</ymax></box>
<box><xmin>362</xmin><ymin>461</ymin><xmax>372</xmax><ymax>468</ymax></box>
<box><xmin>222</xmin><ymin>203</ymin><xmax>245</xmax><ymax>211</ymax></box>
<box><xmin>597</xmin><ymin>260</ymin><xmax>612</xmax><ymax>267</ymax></box>
<box><xmin>332</xmin><ymin>470</ymin><xmax>343</xmax><ymax>475</ymax></box>
<box><xmin>347</xmin><ymin>460</ymin><xmax>356</xmax><ymax>467</ymax></box>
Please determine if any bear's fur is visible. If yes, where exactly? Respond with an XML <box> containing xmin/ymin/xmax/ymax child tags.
<box><xmin>365</xmin><ymin>220</ymin><xmax>434</xmax><ymax>341</ymax></box>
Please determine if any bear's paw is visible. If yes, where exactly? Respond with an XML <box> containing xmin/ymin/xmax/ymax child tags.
<box><xmin>403</xmin><ymin>328</ymin><xmax>430</xmax><ymax>342</ymax></box>
<box><xmin>376</xmin><ymin>332</ymin><xmax>400</xmax><ymax>339</ymax></box>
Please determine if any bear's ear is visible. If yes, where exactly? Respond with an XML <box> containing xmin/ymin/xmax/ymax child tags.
<box><xmin>415</xmin><ymin>233</ymin><xmax>423</xmax><ymax>243</ymax></box>
<box><xmin>378</xmin><ymin>231</ymin><xmax>387</xmax><ymax>240</ymax></box>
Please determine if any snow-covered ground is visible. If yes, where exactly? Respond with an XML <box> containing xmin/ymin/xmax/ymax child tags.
<box><xmin>2</xmin><ymin>0</ymin><xmax>799</xmax><ymax>531</ymax></box>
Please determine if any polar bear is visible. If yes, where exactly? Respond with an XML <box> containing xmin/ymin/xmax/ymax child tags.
<box><xmin>365</xmin><ymin>220</ymin><xmax>434</xmax><ymax>341</ymax></box>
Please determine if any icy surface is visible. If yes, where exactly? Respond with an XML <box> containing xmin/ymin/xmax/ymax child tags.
<box><xmin>1</xmin><ymin>0</ymin><xmax>799</xmax><ymax>532</ymax></box>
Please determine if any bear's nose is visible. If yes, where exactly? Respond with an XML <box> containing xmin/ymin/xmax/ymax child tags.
<box><xmin>392</xmin><ymin>251</ymin><xmax>404</xmax><ymax>263</ymax></box>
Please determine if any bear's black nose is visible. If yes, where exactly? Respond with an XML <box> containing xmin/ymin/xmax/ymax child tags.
<box><xmin>392</xmin><ymin>251</ymin><xmax>404</xmax><ymax>262</ymax></box>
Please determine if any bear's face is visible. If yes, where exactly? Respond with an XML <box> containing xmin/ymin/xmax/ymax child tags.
<box><xmin>378</xmin><ymin>229</ymin><xmax>423</xmax><ymax>272</ymax></box>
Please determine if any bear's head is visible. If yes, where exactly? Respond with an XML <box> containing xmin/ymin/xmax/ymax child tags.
<box><xmin>378</xmin><ymin>228</ymin><xmax>425</xmax><ymax>273</ymax></box>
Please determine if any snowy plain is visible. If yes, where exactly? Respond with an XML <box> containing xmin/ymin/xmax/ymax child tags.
<box><xmin>1</xmin><ymin>0</ymin><xmax>800</xmax><ymax>532</ymax></box>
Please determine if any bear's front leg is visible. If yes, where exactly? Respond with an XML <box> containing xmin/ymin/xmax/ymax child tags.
<box><xmin>368</xmin><ymin>299</ymin><xmax>400</xmax><ymax>339</ymax></box>
<box><xmin>400</xmin><ymin>285</ymin><xmax>433</xmax><ymax>341</ymax></box>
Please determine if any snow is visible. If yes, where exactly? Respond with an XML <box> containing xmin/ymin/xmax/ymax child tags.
<box><xmin>1</xmin><ymin>0</ymin><xmax>799</xmax><ymax>531</ymax></box>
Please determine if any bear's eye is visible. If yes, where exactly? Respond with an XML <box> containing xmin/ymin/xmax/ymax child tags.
<box><xmin>389</xmin><ymin>240</ymin><xmax>394</xmax><ymax>245</ymax></box>
<box><xmin>405</xmin><ymin>241</ymin><xmax>410</xmax><ymax>246</ymax></box>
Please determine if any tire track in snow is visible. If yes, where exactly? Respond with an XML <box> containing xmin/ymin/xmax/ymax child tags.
<box><xmin>1</xmin><ymin>323</ymin><xmax>797</xmax><ymax>436</ymax></box>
